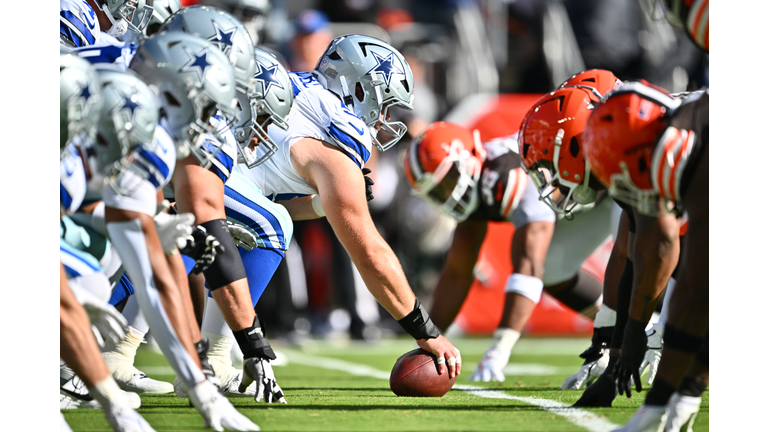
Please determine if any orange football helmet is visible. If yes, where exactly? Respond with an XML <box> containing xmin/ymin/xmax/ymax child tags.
<box><xmin>404</xmin><ymin>121</ymin><xmax>485</xmax><ymax>221</ymax></box>
<box><xmin>517</xmin><ymin>86</ymin><xmax>601</xmax><ymax>216</ymax></box>
<box><xmin>559</xmin><ymin>69</ymin><xmax>623</xmax><ymax>99</ymax></box>
<box><xmin>582</xmin><ymin>81</ymin><xmax>682</xmax><ymax>215</ymax></box>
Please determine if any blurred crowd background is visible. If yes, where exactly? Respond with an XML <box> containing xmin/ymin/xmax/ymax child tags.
<box><xmin>183</xmin><ymin>0</ymin><xmax>709</xmax><ymax>343</ymax></box>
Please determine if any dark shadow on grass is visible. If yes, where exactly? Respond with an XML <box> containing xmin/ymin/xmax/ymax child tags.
<box><xmin>232</xmin><ymin>404</ymin><xmax>549</xmax><ymax>412</ymax></box>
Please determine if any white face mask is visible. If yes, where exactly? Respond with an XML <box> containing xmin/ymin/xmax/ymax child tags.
<box><xmin>107</xmin><ymin>18</ymin><xmax>128</xmax><ymax>37</ymax></box>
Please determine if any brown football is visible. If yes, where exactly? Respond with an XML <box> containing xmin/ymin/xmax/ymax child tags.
<box><xmin>389</xmin><ymin>348</ymin><xmax>456</xmax><ymax>397</ymax></box>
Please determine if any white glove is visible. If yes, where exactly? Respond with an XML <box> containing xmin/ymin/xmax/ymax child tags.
<box><xmin>153</xmin><ymin>212</ymin><xmax>195</xmax><ymax>255</ymax></box>
<box><xmin>188</xmin><ymin>380</ymin><xmax>261</xmax><ymax>432</ymax></box>
<box><xmin>561</xmin><ymin>348</ymin><xmax>610</xmax><ymax>390</ymax></box>
<box><xmin>469</xmin><ymin>348</ymin><xmax>511</xmax><ymax>382</ymax></box>
<box><xmin>69</xmin><ymin>281</ymin><xmax>127</xmax><ymax>348</ymax></box>
<box><xmin>241</xmin><ymin>358</ymin><xmax>287</xmax><ymax>404</ymax></box>
<box><xmin>638</xmin><ymin>322</ymin><xmax>664</xmax><ymax>386</ymax></box>
<box><xmin>103</xmin><ymin>396</ymin><xmax>157</xmax><ymax>432</ymax></box>
<box><xmin>227</xmin><ymin>221</ymin><xmax>258</xmax><ymax>251</ymax></box>
<box><xmin>469</xmin><ymin>328</ymin><xmax>520</xmax><ymax>382</ymax></box>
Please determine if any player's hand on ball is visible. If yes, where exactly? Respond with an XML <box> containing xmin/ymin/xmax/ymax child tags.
<box><xmin>417</xmin><ymin>335</ymin><xmax>461</xmax><ymax>379</ymax></box>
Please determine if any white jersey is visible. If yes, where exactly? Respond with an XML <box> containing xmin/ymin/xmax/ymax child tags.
<box><xmin>72</xmin><ymin>38</ymin><xmax>138</xmax><ymax>71</ymax></box>
<box><xmin>60</xmin><ymin>143</ymin><xmax>87</xmax><ymax>216</ymax></box>
<box><xmin>203</xmin><ymin>115</ymin><xmax>239</xmax><ymax>185</ymax></box>
<box><xmin>237</xmin><ymin>71</ymin><xmax>373</xmax><ymax>201</ymax></box>
<box><xmin>60</xmin><ymin>0</ymin><xmax>101</xmax><ymax>48</ymax></box>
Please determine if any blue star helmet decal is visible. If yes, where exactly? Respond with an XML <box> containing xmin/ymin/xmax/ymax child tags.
<box><xmin>179</xmin><ymin>47</ymin><xmax>211</xmax><ymax>81</ymax></box>
<box><xmin>209</xmin><ymin>20</ymin><xmax>237</xmax><ymax>56</ymax></box>
<box><xmin>113</xmin><ymin>89</ymin><xmax>142</xmax><ymax>120</ymax></box>
<box><xmin>79</xmin><ymin>79</ymin><xmax>92</xmax><ymax>100</ymax></box>
<box><xmin>254</xmin><ymin>61</ymin><xmax>284</xmax><ymax>96</ymax></box>
<box><xmin>365</xmin><ymin>51</ymin><xmax>404</xmax><ymax>88</ymax></box>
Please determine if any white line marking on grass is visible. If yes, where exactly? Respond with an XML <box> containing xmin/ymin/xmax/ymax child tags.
<box><xmin>453</xmin><ymin>385</ymin><xmax>619</xmax><ymax>432</ymax></box>
<box><xmin>283</xmin><ymin>349</ymin><xmax>620</xmax><ymax>432</ymax></box>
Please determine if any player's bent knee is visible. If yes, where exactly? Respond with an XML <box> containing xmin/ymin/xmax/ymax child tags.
<box><xmin>505</xmin><ymin>273</ymin><xmax>544</xmax><ymax>304</ymax></box>
<box><xmin>200</xmin><ymin>219</ymin><xmax>247</xmax><ymax>290</ymax></box>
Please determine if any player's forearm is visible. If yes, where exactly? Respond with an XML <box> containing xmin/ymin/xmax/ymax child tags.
<box><xmin>350</xmin><ymin>237</ymin><xmax>416</xmax><ymax>320</ymax></box>
<box><xmin>629</xmin><ymin>213</ymin><xmax>679</xmax><ymax>323</ymax></box>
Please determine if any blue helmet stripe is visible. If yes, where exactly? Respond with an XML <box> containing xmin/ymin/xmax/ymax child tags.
<box><xmin>60</xmin><ymin>11</ymin><xmax>96</xmax><ymax>45</ymax></box>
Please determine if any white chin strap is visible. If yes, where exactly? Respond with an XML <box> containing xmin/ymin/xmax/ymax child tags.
<box><xmin>99</xmin><ymin>3</ymin><xmax>128</xmax><ymax>37</ymax></box>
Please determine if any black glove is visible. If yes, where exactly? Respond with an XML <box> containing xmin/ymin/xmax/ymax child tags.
<box><xmin>178</xmin><ymin>225</ymin><xmax>224</xmax><ymax>274</ymax></box>
<box><xmin>362</xmin><ymin>168</ymin><xmax>374</xmax><ymax>202</ymax></box>
<box><xmin>615</xmin><ymin>317</ymin><xmax>648</xmax><ymax>398</ymax></box>
<box><xmin>572</xmin><ymin>356</ymin><xmax>619</xmax><ymax>408</ymax></box>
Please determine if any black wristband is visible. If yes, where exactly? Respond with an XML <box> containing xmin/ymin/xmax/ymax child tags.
<box><xmin>664</xmin><ymin>325</ymin><xmax>705</xmax><ymax>354</ymax></box>
<box><xmin>397</xmin><ymin>299</ymin><xmax>441</xmax><ymax>340</ymax></box>
<box><xmin>621</xmin><ymin>318</ymin><xmax>648</xmax><ymax>363</ymax></box>
<box><xmin>232</xmin><ymin>317</ymin><xmax>276</xmax><ymax>361</ymax></box>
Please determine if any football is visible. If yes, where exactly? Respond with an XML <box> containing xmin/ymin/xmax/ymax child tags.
<box><xmin>389</xmin><ymin>348</ymin><xmax>456</xmax><ymax>397</ymax></box>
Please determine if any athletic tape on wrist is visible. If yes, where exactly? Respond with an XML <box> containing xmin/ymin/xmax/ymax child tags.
<box><xmin>311</xmin><ymin>194</ymin><xmax>325</xmax><ymax>217</ymax></box>
<box><xmin>199</xmin><ymin>219</ymin><xmax>247</xmax><ymax>290</ymax></box>
<box><xmin>232</xmin><ymin>317</ymin><xmax>276</xmax><ymax>361</ymax></box>
<box><xmin>397</xmin><ymin>299</ymin><xmax>441</xmax><ymax>340</ymax></box>
<box><xmin>492</xmin><ymin>328</ymin><xmax>521</xmax><ymax>352</ymax></box>
<box><xmin>504</xmin><ymin>273</ymin><xmax>544</xmax><ymax>303</ymax></box>
<box><xmin>593</xmin><ymin>305</ymin><xmax>617</xmax><ymax>328</ymax></box>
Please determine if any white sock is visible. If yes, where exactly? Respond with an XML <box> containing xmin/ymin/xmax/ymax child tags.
<box><xmin>593</xmin><ymin>305</ymin><xmax>617</xmax><ymax>328</ymax></box>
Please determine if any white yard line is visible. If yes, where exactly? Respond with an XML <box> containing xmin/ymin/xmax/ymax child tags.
<box><xmin>283</xmin><ymin>349</ymin><xmax>620</xmax><ymax>432</ymax></box>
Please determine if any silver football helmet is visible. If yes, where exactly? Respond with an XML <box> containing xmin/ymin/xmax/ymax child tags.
<box><xmin>159</xmin><ymin>5</ymin><xmax>257</xmax><ymax>98</ymax></box>
<box><xmin>313</xmin><ymin>34</ymin><xmax>415</xmax><ymax>151</ymax></box>
<box><xmin>94</xmin><ymin>0</ymin><xmax>155</xmax><ymax>36</ymax></box>
<box><xmin>128</xmin><ymin>31</ymin><xmax>239</xmax><ymax>168</ymax></box>
<box><xmin>60</xmin><ymin>50</ymin><xmax>103</xmax><ymax>157</ymax></box>
<box><xmin>234</xmin><ymin>47</ymin><xmax>293</xmax><ymax>167</ymax></box>
<box><xmin>122</xmin><ymin>0</ymin><xmax>181</xmax><ymax>41</ymax></box>
<box><xmin>88</xmin><ymin>67</ymin><xmax>159</xmax><ymax>194</ymax></box>
<box><xmin>198</xmin><ymin>0</ymin><xmax>271</xmax><ymax>44</ymax></box>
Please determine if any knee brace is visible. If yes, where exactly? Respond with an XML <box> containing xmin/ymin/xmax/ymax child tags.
<box><xmin>505</xmin><ymin>273</ymin><xmax>544</xmax><ymax>304</ymax></box>
<box><xmin>200</xmin><ymin>219</ymin><xmax>247</xmax><ymax>290</ymax></box>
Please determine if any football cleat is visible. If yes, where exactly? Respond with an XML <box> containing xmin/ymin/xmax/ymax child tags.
<box><xmin>175</xmin><ymin>355</ymin><xmax>256</xmax><ymax>398</ymax></box>
<box><xmin>103</xmin><ymin>345</ymin><xmax>174</xmax><ymax>394</ymax></box>
<box><xmin>612</xmin><ymin>404</ymin><xmax>667</xmax><ymax>432</ymax></box>
<box><xmin>665</xmin><ymin>392</ymin><xmax>701</xmax><ymax>432</ymax></box>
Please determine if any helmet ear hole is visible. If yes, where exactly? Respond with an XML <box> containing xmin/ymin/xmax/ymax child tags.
<box><xmin>569</xmin><ymin>137</ymin><xmax>580</xmax><ymax>157</ymax></box>
<box><xmin>163</xmin><ymin>91</ymin><xmax>181</xmax><ymax>107</ymax></box>
<box><xmin>355</xmin><ymin>82</ymin><xmax>365</xmax><ymax>103</ymax></box>
<box><xmin>523</xmin><ymin>143</ymin><xmax>530</xmax><ymax>159</ymax></box>
<box><xmin>638</xmin><ymin>156</ymin><xmax>648</xmax><ymax>173</ymax></box>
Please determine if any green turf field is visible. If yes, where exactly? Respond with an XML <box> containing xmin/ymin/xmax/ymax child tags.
<box><xmin>62</xmin><ymin>336</ymin><xmax>708</xmax><ymax>431</ymax></box>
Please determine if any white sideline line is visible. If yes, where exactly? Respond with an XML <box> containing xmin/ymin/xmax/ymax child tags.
<box><xmin>283</xmin><ymin>349</ymin><xmax>620</xmax><ymax>432</ymax></box>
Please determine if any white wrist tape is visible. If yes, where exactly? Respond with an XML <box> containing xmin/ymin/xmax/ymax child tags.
<box><xmin>593</xmin><ymin>305</ymin><xmax>617</xmax><ymax>328</ymax></box>
<box><xmin>311</xmin><ymin>194</ymin><xmax>325</xmax><ymax>217</ymax></box>
<box><xmin>504</xmin><ymin>273</ymin><xmax>544</xmax><ymax>304</ymax></box>
<box><xmin>492</xmin><ymin>328</ymin><xmax>521</xmax><ymax>352</ymax></box>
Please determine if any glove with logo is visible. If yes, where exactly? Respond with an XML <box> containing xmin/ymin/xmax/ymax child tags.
<box><xmin>177</xmin><ymin>225</ymin><xmax>224</xmax><ymax>274</ymax></box>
